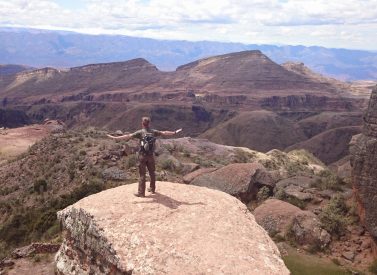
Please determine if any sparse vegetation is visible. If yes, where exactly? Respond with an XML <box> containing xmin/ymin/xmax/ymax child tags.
<box><xmin>283</xmin><ymin>249</ymin><xmax>353</xmax><ymax>275</ymax></box>
<box><xmin>319</xmin><ymin>194</ymin><xmax>350</xmax><ymax>238</ymax></box>
<box><xmin>160</xmin><ymin>158</ymin><xmax>181</xmax><ymax>172</ymax></box>
<box><xmin>257</xmin><ymin>186</ymin><xmax>271</xmax><ymax>203</ymax></box>
<box><xmin>332</xmin><ymin>258</ymin><xmax>341</xmax><ymax>266</ymax></box>
<box><xmin>369</xmin><ymin>260</ymin><xmax>377</xmax><ymax>274</ymax></box>
<box><xmin>233</xmin><ymin>148</ymin><xmax>253</xmax><ymax>163</ymax></box>
<box><xmin>306</xmin><ymin>242</ymin><xmax>323</xmax><ymax>254</ymax></box>
<box><xmin>126</xmin><ymin>154</ymin><xmax>138</xmax><ymax>169</ymax></box>
<box><xmin>274</xmin><ymin>188</ymin><xmax>306</xmax><ymax>209</ymax></box>
<box><xmin>0</xmin><ymin>179</ymin><xmax>105</xmax><ymax>256</ymax></box>
<box><xmin>33</xmin><ymin>179</ymin><xmax>48</xmax><ymax>194</ymax></box>
<box><xmin>192</xmin><ymin>156</ymin><xmax>212</xmax><ymax>167</ymax></box>
<box><xmin>311</xmin><ymin>170</ymin><xmax>344</xmax><ymax>191</ymax></box>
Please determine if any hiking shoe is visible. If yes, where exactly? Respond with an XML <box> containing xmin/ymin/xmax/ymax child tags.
<box><xmin>147</xmin><ymin>188</ymin><xmax>155</xmax><ymax>194</ymax></box>
<box><xmin>134</xmin><ymin>193</ymin><xmax>145</xmax><ymax>198</ymax></box>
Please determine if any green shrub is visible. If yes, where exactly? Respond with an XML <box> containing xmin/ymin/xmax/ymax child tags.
<box><xmin>274</xmin><ymin>188</ymin><xmax>306</xmax><ymax>209</ymax></box>
<box><xmin>311</xmin><ymin>170</ymin><xmax>344</xmax><ymax>191</ymax></box>
<box><xmin>306</xmin><ymin>242</ymin><xmax>323</xmax><ymax>254</ymax></box>
<box><xmin>285</xmin><ymin>161</ymin><xmax>310</xmax><ymax>176</ymax></box>
<box><xmin>319</xmin><ymin>195</ymin><xmax>349</xmax><ymax>238</ymax></box>
<box><xmin>160</xmin><ymin>159</ymin><xmax>175</xmax><ymax>171</ymax></box>
<box><xmin>0</xmin><ymin>180</ymin><xmax>106</xmax><ymax>255</ymax></box>
<box><xmin>68</xmin><ymin>161</ymin><xmax>75</xmax><ymax>181</ymax></box>
<box><xmin>32</xmin><ymin>209</ymin><xmax>57</xmax><ymax>238</ymax></box>
<box><xmin>33</xmin><ymin>179</ymin><xmax>48</xmax><ymax>194</ymax></box>
<box><xmin>193</xmin><ymin>157</ymin><xmax>212</xmax><ymax>168</ymax></box>
<box><xmin>126</xmin><ymin>154</ymin><xmax>138</xmax><ymax>169</ymax></box>
<box><xmin>233</xmin><ymin>149</ymin><xmax>252</xmax><ymax>163</ymax></box>
<box><xmin>331</xmin><ymin>258</ymin><xmax>341</xmax><ymax>266</ymax></box>
<box><xmin>257</xmin><ymin>186</ymin><xmax>271</xmax><ymax>202</ymax></box>
<box><xmin>272</xmin><ymin>234</ymin><xmax>286</xmax><ymax>243</ymax></box>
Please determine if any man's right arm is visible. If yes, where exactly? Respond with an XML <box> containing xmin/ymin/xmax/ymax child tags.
<box><xmin>106</xmin><ymin>133</ymin><xmax>133</xmax><ymax>141</ymax></box>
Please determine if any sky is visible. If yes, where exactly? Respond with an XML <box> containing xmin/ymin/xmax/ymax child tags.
<box><xmin>0</xmin><ymin>0</ymin><xmax>376</xmax><ymax>50</ymax></box>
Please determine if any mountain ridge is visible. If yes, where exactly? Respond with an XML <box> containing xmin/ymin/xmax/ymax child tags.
<box><xmin>1</xmin><ymin>27</ymin><xmax>376</xmax><ymax>80</ymax></box>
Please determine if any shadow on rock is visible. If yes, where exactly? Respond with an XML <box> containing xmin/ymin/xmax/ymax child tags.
<box><xmin>134</xmin><ymin>192</ymin><xmax>206</xmax><ymax>209</ymax></box>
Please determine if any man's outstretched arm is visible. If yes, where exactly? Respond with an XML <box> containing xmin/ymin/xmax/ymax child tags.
<box><xmin>160</xmin><ymin>128</ymin><xmax>182</xmax><ymax>137</ymax></box>
<box><xmin>106</xmin><ymin>133</ymin><xmax>133</xmax><ymax>141</ymax></box>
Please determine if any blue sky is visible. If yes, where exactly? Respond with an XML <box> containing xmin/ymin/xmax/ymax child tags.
<box><xmin>0</xmin><ymin>0</ymin><xmax>376</xmax><ymax>50</ymax></box>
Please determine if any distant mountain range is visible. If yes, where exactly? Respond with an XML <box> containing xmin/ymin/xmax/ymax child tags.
<box><xmin>0</xmin><ymin>27</ymin><xmax>376</xmax><ymax>81</ymax></box>
<box><xmin>0</xmin><ymin>64</ymin><xmax>35</xmax><ymax>75</ymax></box>
<box><xmin>0</xmin><ymin>51</ymin><xmax>350</xmax><ymax>104</ymax></box>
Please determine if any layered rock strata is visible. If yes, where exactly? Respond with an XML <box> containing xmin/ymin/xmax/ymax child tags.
<box><xmin>351</xmin><ymin>85</ymin><xmax>377</xmax><ymax>254</ymax></box>
<box><xmin>55</xmin><ymin>182</ymin><xmax>289</xmax><ymax>275</ymax></box>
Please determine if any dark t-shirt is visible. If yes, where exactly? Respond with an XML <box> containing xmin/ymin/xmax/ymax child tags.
<box><xmin>131</xmin><ymin>128</ymin><xmax>162</xmax><ymax>155</ymax></box>
<box><xmin>131</xmin><ymin>128</ymin><xmax>162</xmax><ymax>140</ymax></box>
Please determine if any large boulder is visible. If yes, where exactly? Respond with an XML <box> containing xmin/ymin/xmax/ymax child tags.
<box><xmin>351</xmin><ymin>85</ymin><xmax>377</xmax><ymax>254</ymax></box>
<box><xmin>254</xmin><ymin>199</ymin><xmax>331</xmax><ymax>248</ymax></box>
<box><xmin>183</xmin><ymin>167</ymin><xmax>217</xmax><ymax>184</ymax></box>
<box><xmin>190</xmin><ymin>162</ymin><xmax>275</xmax><ymax>203</ymax></box>
<box><xmin>55</xmin><ymin>182</ymin><xmax>289</xmax><ymax>275</ymax></box>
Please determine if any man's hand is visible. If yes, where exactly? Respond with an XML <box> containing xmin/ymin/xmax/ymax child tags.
<box><xmin>107</xmin><ymin>134</ymin><xmax>116</xmax><ymax>139</ymax></box>
<box><xmin>175</xmin><ymin>128</ymin><xmax>182</xmax><ymax>134</ymax></box>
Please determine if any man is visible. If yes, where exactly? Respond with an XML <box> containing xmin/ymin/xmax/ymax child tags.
<box><xmin>107</xmin><ymin>116</ymin><xmax>182</xmax><ymax>197</ymax></box>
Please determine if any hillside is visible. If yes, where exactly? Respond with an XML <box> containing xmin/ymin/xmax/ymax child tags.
<box><xmin>0</xmin><ymin>126</ymin><xmax>373</xmax><ymax>274</ymax></box>
<box><xmin>0</xmin><ymin>51</ymin><xmax>344</xmax><ymax>104</ymax></box>
<box><xmin>1</xmin><ymin>50</ymin><xmax>365</xmax><ymax>143</ymax></box>
<box><xmin>200</xmin><ymin>110</ymin><xmax>307</xmax><ymax>152</ymax></box>
<box><xmin>0</xmin><ymin>52</ymin><xmax>372</xmax><ymax>168</ymax></box>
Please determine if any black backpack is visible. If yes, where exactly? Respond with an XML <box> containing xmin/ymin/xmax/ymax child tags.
<box><xmin>140</xmin><ymin>133</ymin><xmax>156</xmax><ymax>154</ymax></box>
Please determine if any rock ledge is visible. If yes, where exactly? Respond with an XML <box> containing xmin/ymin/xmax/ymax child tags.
<box><xmin>55</xmin><ymin>182</ymin><xmax>289</xmax><ymax>274</ymax></box>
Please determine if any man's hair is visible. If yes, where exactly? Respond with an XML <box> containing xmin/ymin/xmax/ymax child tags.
<box><xmin>142</xmin><ymin>116</ymin><xmax>151</xmax><ymax>126</ymax></box>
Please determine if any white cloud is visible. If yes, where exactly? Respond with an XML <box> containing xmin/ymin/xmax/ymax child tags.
<box><xmin>0</xmin><ymin>0</ymin><xmax>376</xmax><ymax>50</ymax></box>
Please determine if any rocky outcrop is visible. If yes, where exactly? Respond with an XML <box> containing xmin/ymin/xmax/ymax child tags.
<box><xmin>190</xmin><ymin>162</ymin><xmax>275</xmax><ymax>203</ymax></box>
<box><xmin>11</xmin><ymin>243</ymin><xmax>60</xmax><ymax>259</ymax></box>
<box><xmin>0</xmin><ymin>108</ymin><xmax>30</xmax><ymax>128</ymax></box>
<box><xmin>260</xmin><ymin>95</ymin><xmax>360</xmax><ymax>112</ymax></box>
<box><xmin>183</xmin><ymin>167</ymin><xmax>217</xmax><ymax>184</ymax></box>
<box><xmin>275</xmin><ymin>176</ymin><xmax>320</xmax><ymax>201</ymax></box>
<box><xmin>254</xmin><ymin>199</ymin><xmax>331</xmax><ymax>248</ymax></box>
<box><xmin>351</xmin><ymin>85</ymin><xmax>377</xmax><ymax>254</ymax></box>
<box><xmin>55</xmin><ymin>182</ymin><xmax>289</xmax><ymax>275</ymax></box>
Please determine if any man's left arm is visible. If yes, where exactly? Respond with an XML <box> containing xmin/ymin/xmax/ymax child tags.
<box><xmin>159</xmin><ymin>128</ymin><xmax>182</xmax><ymax>137</ymax></box>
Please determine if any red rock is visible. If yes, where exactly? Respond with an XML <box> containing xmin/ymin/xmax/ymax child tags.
<box><xmin>351</xmin><ymin>85</ymin><xmax>377</xmax><ymax>255</ymax></box>
<box><xmin>182</xmin><ymin>167</ymin><xmax>217</xmax><ymax>184</ymax></box>
<box><xmin>55</xmin><ymin>182</ymin><xmax>289</xmax><ymax>275</ymax></box>
<box><xmin>254</xmin><ymin>198</ymin><xmax>331</xmax><ymax>248</ymax></box>
<box><xmin>190</xmin><ymin>162</ymin><xmax>274</xmax><ymax>203</ymax></box>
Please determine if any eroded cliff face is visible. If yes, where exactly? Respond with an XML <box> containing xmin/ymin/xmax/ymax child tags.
<box><xmin>55</xmin><ymin>182</ymin><xmax>289</xmax><ymax>275</ymax></box>
<box><xmin>351</xmin><ymin>85</ymin><xmax>377</xmax><ymax>254</ymax></box>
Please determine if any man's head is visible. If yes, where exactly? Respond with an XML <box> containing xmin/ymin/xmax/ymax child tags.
<box><xmin>141</xmin><ymin>116</ymin><xmax>151</xmax><ymax>128</ymax></box>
